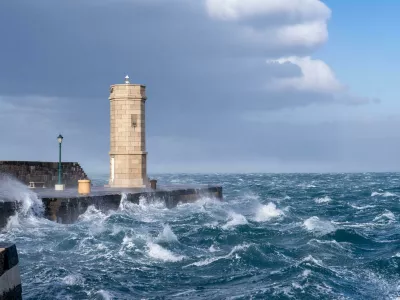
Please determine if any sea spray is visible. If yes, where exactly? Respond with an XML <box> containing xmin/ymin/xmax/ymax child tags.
<box><xmin>0</xmin><ymin>174</ymin><xmax>44</xmax><ymax>218</ymax></box>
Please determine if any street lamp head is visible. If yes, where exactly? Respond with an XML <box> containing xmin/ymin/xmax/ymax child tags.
<box><xmin>57</xmin><ymin>134</ymin><xmax>63</xmax><ymax>144</ymax></box>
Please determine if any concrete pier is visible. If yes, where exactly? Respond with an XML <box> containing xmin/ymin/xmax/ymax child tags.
<box><xmin>38</xmin><ymin>185</ymin><xmax>222</xmax><ymax>224</ymax></box>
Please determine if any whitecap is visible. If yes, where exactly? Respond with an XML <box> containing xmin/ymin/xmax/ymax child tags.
<box><xmin>373</xmin><ymin>210</ymin><xmax>396</xmax><ymax>223</ymax></box>
<box><xmin>62</xmin><ymin>274</ymin><xmax>85</xmax><ymax>286</ymax></box>
<box><xmin>118</xmin><ymin>233</ymin><xmax>136</xmax><ymax>255</ymax></box>
<box><xmin>185</xmin><ymin>244</ymin><xmax>250</xmax><ymax>268</ymax></box>
<box><xmin>299</xmin><ymin>255</ymin><xmax>324</xmax><ymax>267</ymax></box>
<box><xmin>77</xmin><ymin>205</ymin><xmax>107</xmax><ymax>223</ymax></box>
<box><xmin>351</xmin><ymin>204</ymin><xmax>376</xmax><ymax>210</ymax></box>
<box><xmin>314</xmin><ymin>196</ymin><xmax>331</xmax><ymax>204</ymax></box>
<box><xmin>254</xmin><ymin>202</ymin><xmax>284</xmax><ymax>222</ymax></box>
<box><xmin>222</xmin><ymin>212</ymin><xmax>248</xmax><ymax>229</ymax></box>
<box><xmin>302</xmin><ymin>269</ymin><xmax>311</xmax><ymax>278</ymax></box>
<box><xmin>147</xmin><ymin>242</ymin><xmax>185</xmax><ymax>262</ymax></box>
<box><xmin>371</xmin><ymin>191</ymin><xmax>396</xmax><ymax>197</ymax></box>
<box><xmin>303</xmin><ymin>216</ymin><xmax>335</xmax><ymax>236</ymax></box>
<box><xmin>209</xmin><ymin>244</ymin><xmax>219</xmax><ymax>253</ymax></box>
<box><xmin>156</xmin><ymin>224</ymin><xmax>178</xmax><ymax>243</ymax></box>
<box><xmin>95</xmin><ymin>290</ymin><xmax>113</xmax><ymax>300</ymax></box>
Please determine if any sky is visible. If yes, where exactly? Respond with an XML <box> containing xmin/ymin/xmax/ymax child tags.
<box><xmin>1</xmin><ymin>0</ymin><xmax>400</xmax><ymax>175</ymax></box>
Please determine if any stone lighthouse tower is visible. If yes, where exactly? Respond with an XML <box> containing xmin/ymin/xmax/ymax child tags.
<box><xmin>108</xmin><ymin>75</ymin><xmax>149</xmax><ymax>188</ymax></box>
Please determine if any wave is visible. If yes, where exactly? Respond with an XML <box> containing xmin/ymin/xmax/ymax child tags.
<box><xmin>303</xmin><ymin>216</ymin><xmax>335</xmax><ymax>236</ymax></box>
<box><xmin>62</xmin><ymin>274</ymin><xmax>85</xmax><ymax>286</ymax></box>
<box><xmin>371</xmin><ymin>191</ymin><xmax>397</xmax><ymax>197</ymax></box>
<box><xmin>185</xmin><ymin>244</ymin><xmax>250</xmax><ymax>268</ymax></box>
<box><xmin>351</xmin><ymin>204</ymin><xmax>376</xmax><ymax>210</ymax></box>
<box><xmin>314</xmin><ymin>196</ymin><xmax>332</xmax><ymax>204</ymax></box>
<box><xmin>155</xmin><ymin>224</ymin><xmax>178</xmax><ymax>243</ymax></box>
<box><xmin>254</xmin><ymin>202</ymin><xmax>284</xmax><ymax>222</ymax></box>
<box><xmin>373</xmin><ymin>210</ymin><xmax>396</xmax><ymax>224</ymax></box>
<box><xmin>146</xmin><ymin>242</ymin><xmax>185</xmax><ymax>262</ymax></box>
<box><xmin>0</xmin><ymin>174</ymin><xmax>44</xmax><ymax>217</ymax></box>
<box><xmin>222</xmin><ymin>211</ymin><xmax>248</xmax><ymax>229</ymax></box>
<box><xmin>94</xmin><ymin>290</ymin><xmax>113</xmax><ymax>300</ymax></box>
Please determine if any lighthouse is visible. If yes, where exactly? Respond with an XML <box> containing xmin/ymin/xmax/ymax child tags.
<box><xmin>108</xmin><ymin>75</ymin><xmax>149</xmax><ymax>188</ymax></box>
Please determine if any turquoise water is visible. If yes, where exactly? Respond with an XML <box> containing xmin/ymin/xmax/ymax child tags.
<box><xmin>1</xmin><ymin>173</ymin><xmax>400</xmax><ymax>299</ymax></box>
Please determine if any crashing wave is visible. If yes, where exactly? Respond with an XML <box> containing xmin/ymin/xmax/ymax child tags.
<box><xmin>0</xmin><ymin>174</ymin><xmax>44</xmax><ymax>217</ymax></box>
<box><xmin>222</xmin><ymin>211</ymin><xmax>248</xmax><ymax>229</ymax></box>
<box><xmin>254</xmin><ymin>202</ymin><xmax>284</xmax><ymax>222</ymax></box>
<box><xmin>303</xmin><ymin>216</ymin><xmax>335</xmax><ymax>236</ymax></box>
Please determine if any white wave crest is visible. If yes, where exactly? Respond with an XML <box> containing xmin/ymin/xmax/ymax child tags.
<box><xmin>62</xmin><ymin>274</ymin><xmax>85</xmax><ymax>286</ymax></box>
<box><xmin>185</xmin><ymin>244</ymin><xmax>250</xmax><ymax>268</ymax></box>
<box><xmin>351</xmin><ymin>204</ymin><xmax>376</xmax><ymax>210</ymax></box>
<box><xmin>147</xmin><ymin>242</ymin><xmax>185</xmax><ymax>262</ymax></box>
<box><xmin>156</xmin><ymin>224</ymin><xmax>178</xmax><ymax>243</ymax></box>
<box><xmin>254</xmin><ymin>202</ymin><xmax>284</xmax><ymax>222</ymax></box>
<box><xmin>371</xmin><ymin>191</ymin><xmax>396</xmax><ymax>197</ymax></box>
<box><xmin>119</xmin><ymin>234</ymin><xmax>136</xmax><ymax>255</ymax></box>
<box><xmin>77</xmin><ymin>205</ymin><xmax>107</xmax><ymax>222</ymax></box>
<box><xmin>95</xmin><ymin>290</ymin><xmax>113</xmax><ymax>300</ymax></box>
<box><xmin>314</xmin><ymin>196</ymin><xmax>331</xmax><ymax>204</ymax></box>
<box><xmin>373</xmin><ymin>210</ymin><xmax>396</xmax><ymax>223</ymax></box>
<box><xmin>299</xmin><ymin>255</ymin><xmax>324</xmax><ymax>267</ymax></box>
<box><xmin>209</xmin><ymin>244</ymin><xmax>219</xmax><ymax>253</ymax></box>
<box><xmin>222</xmin><ymin>211</ymin><xmax>248</xmax><ymax>229</ymax></box>
<box><xmin>303</xmin><ymin>216</ymin><xmax>335</xmax><ymax>235</ymax></box>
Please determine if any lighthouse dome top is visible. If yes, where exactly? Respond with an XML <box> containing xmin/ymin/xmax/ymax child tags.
<box><xmin>124</xmin><ymin>75</ymin><xmax>130</xmax><ymax>84</ymax></box>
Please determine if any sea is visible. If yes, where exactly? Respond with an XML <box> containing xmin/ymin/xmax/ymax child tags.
<box><xmin>0</xmin><ymin>173</ymin><xmax>400</xmax><ymax>300</ymax></box>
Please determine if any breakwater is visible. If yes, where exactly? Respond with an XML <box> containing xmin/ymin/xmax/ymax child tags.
<box><xmin>40</xmin><ymin>185</ymin><xmax>223</xmax><ymax>224</ymax></box>
<box><xmin>0</xmin><ymin>181</ymin><xmax>223</xmax><ymax>227</ymax></box>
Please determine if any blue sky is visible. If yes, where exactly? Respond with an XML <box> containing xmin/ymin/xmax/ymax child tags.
<box><xmin>1</xmin><ymin>0</ymin><xmax>399</xmax><ymax>175</ymax></box>
<box><xmin>317</xmin><ymin>1</ymin><xmax>399</xmax><ymax>107</ymax></box>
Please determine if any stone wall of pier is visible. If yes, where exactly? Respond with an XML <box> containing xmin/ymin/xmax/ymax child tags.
<box><xmin>0</xmin><ymin>161</ymin><xmax>89</xmax><ymax>188</ymax></box>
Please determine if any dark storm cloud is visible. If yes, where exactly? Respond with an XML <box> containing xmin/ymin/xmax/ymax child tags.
<box><xmin>0</xmin><ymin>0</ymin><xmax>385</xmax><ymax>173</ymax></box>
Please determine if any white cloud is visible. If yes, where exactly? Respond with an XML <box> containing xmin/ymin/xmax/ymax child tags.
<box><xmin>266</xmin><ymin>56</ymin><xmax>343</xmax><ymax>93</ymax></box>
<box><xmin>206</xmin><ymin>0</ymin><xmax>331</xmax><ymax>49</ymax></box>
<box><xmin>205</xmin><ymin>0</ymin><xmax>330</xmax><ymax>22</ymax></box>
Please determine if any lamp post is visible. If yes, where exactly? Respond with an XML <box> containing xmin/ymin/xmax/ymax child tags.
<box><xmin>56</xmin><ymin>134</ymin><xmax>64</xmax><ymax>190</ymax></box>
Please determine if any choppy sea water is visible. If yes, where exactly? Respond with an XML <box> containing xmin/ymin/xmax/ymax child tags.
<box><xmin>1</xmin><ymin>173</ymin><xmax>400</xmax><ymax>299</ymax></box>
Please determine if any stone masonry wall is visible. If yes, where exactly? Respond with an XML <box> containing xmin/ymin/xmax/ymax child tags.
<box><xmin>0</xmin><ymin>161</ymin><xmax>89</xmax><ymax>188</ymax></box>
